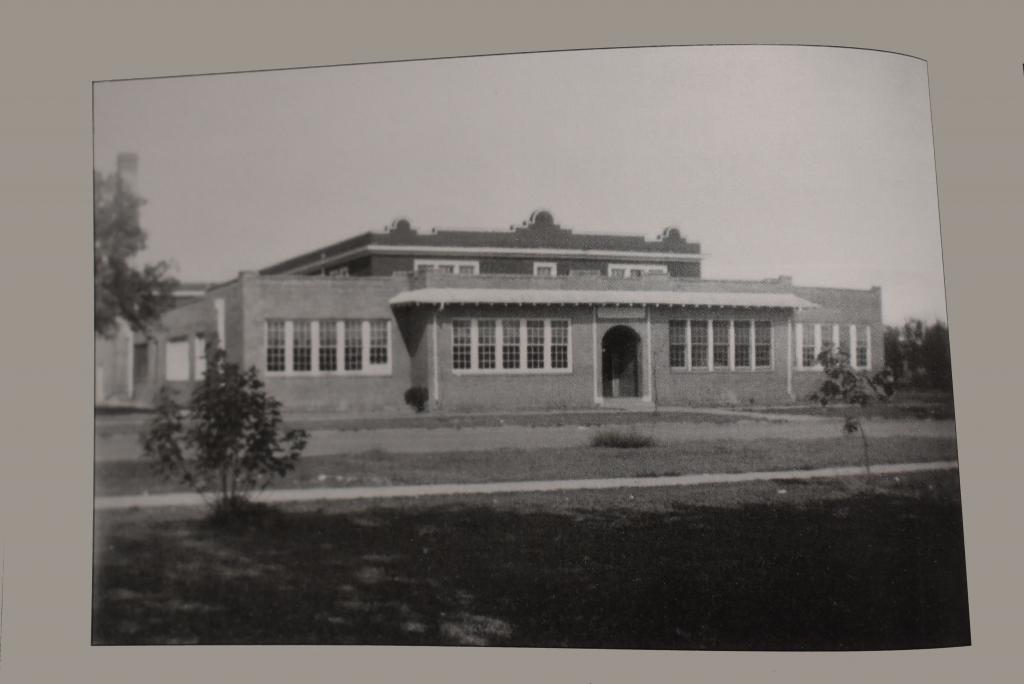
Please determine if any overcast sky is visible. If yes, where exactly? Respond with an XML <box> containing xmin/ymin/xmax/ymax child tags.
<box><xmin>94</xmin><ymin>45</ymin><xmax>947</xmax><ymax>324</ymax></box>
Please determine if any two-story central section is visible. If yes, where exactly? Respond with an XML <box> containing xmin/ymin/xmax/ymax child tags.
<box><xmin>134</xmin><ymin>210</ymin><xmax>883</xmax><ymax>413</ymax></box>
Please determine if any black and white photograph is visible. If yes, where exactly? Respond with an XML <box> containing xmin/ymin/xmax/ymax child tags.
<box><xmin>91</xmin><ymin>45</ymin><xmax>968</xmax><ymax>649</ymax></box>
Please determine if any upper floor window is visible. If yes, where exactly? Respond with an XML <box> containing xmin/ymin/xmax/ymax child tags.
<box><xmin>533</xmin><ymin>262</ymin><xmax>557</xmax><ymax>276</ymax></box>
<box><xmin>607</xmin><ymin>263</ymin><xmax>668</xmax><ymax>278</ymax></box>
<box><xmin>414</xmin><ymin>259</ymin><xmax>480</xmax><ymax>275</ymax></box>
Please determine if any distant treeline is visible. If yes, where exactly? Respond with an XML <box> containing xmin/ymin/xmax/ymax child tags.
<box><xmin>884</xmin><ymin>319</ymin><xmax>952</xmax><ymax>390</ymax></box>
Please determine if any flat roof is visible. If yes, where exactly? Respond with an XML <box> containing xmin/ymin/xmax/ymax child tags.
<box><xmin>389</xmin><ymin>288</ymin><xmax>818</xmax><ymax>310</ymax></box>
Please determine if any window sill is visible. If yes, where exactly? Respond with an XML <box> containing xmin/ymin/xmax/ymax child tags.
<box><xmin>265</xmin><ymin>367</ymin><xmax>393</xmax><ymax>378</ymax></box>
<box><xmin>669</xmin><ymin>367</ymin><xmax>775</xmax><ymax>373</ymax></box>
<box><xmin>452</xmin><ymin>367</ymin><xmax>574</xmax><ymax>377</ymax></box>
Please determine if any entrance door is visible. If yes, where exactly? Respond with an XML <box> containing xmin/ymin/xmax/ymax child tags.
<box><xmin>601</xmin><ymin>326</ymin><xmax>640</xmax><ymax>398</ymax></box>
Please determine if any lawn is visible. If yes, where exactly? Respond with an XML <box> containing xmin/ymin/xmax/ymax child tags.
<box><xmin>92</xmin><ymin>470</ymin><xmax>970</xmax><ymax>648</ymax></box>
<box><xmin>95</xmin><ymin>435</ymin><xmax>958</xmax><ymax>497</ymax></box>
<box><xmin>94</xmin><ymin>406</ymin><xmax>755</xmax><ymax>437</ymax></box>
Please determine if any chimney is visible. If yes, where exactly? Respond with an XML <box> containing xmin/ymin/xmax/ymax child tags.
<box><xmin>116</xmin><ymin>152</ymin><xmax>139</xmax><ymax>195</ymax></box>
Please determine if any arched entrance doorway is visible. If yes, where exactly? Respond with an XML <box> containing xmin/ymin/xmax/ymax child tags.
<box><xmin>601</xmin><ymin>325</ymin><xmax>641</xmax><ymax>398</ymax></box>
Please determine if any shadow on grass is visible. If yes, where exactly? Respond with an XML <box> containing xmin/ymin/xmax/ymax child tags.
<box><xmin>93</xmin><ymin>479</ymin><xmax>970</xmax><ymax>649</ymax></box>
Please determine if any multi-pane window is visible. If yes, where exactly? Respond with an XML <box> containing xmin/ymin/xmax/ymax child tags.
<box><xmin>755</xmin><ymin>321</ymin><xmax>772</xmax><ymax>368</ymax></box>
<box><xmin>344</xmin><ymin>320</ymin><xmax>363</xmax><ymax>371</ymax></box>
<box><xmin>526</xmin><ymin>320</ymin><xmax>545</xmax><ymax>369</ymax></box>
<box><xmin>292</xmin><ymin>321</ymin><xmax>312</xmax><ymax>371</ymax></box>
<box><xmin>453</xmin><ymin>319</ymin><xmax>569</xmax><ymax>373</ymax></box>
<box><xmin>453</xmin><ymin>320</ymin><xmax>472</xmax><ymax>369</ymax></box>
<box><xmin>264</xmin><ymin>318</ymin><xmax>390</xmax><ymax>375</ymax></box>
<box><xmin>550</xmin><ymin>320</ymin><xmax>569</xmax><ymax>369</ymax></box>
<box><xmin>734</xmin><ymin>322</ymin><xmax>751</xmax><ymax>368</ymax></box>
<box><xmin>669</xmin><ymin>320</ymin><xmax>688</xmax><ymax>368</ymax></box>
<box><xmin>801</xmin><ymin>324</ymin><xmax>817</xmax><ymax>368</ymax></box>
<box><xmin>266</xmin><ymin>320</ymin><xmax>286</xmax><ymax>372</ymax></box>
<box><xmin>820</xmin><ymin>325</ymin><xmax>833</xmax><ymax>354</ymax></box>
<box><xmin>319</xmin><ymin>320</ymin><xmax>337</xmax><ymax>371</ymax></box>
<box><xmin>856</xmin><ymin>325</ymin><xmax>869</xmax><ymax>367</ymax></box>
<box><xmin>502</xmin><ymin>319</ymin><xmax>520</xmax><ymax>369</ymax></box>
<box><xmin>607</xmin><ymin>263</ymin><xmax>668</xmax><ymax>278</ymax></box>
<box><xmin>534</xmin><ymin>262</ymin><xmax>556</xmax><ymax>276</ymax></box>
<box><xmin>712</xmin><ymin>320</ymin><xmax>730</xmax><ymax>368</ymax></box>
<box><xmin>477</xmin><ymin>320</ymin><xmax>496</xmax><ymax>369</ymax></box>
<box><xmin>414</xmin><ymin>259</ymin><xmax>479</xmax><ymax>274</ymax></box>
<box><xmin>690</xmin><ymin>320</ymin><xmax>708</xmax><ymax>368</ymax></box>
<box><xmin>369</xmin><ymin>320</ymin><xmax>388</xmax><ymax>365</ymax></box>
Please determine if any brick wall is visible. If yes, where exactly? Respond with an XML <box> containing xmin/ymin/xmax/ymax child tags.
<box><xmin>238</xmin><ymin>273</ymin><xmax>419</xmax><ymax>413</ymax></box>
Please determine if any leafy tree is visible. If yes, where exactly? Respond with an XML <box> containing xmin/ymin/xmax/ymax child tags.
<box><xmin>141</xmin><ymin>349</ymin><xmax>308</xmax><ymax>516</ymax></box>
<box><xmin>811</xmin><ymin>344</ymin><xmax>895</xmax><ymax>474</ymax></box>
<box><xmin>921</xmin><ymin>321</ymin><xmax>953</xmax><ymax>390</ymax></box>
<box><xmin>883</xmin><ymin>326</ymin><xmax>904</xmax><ymax>382</ymax></box>
<box><xmin>94</xmin><ymin>169</ymin><xmax>178</xmax><ymax>335</ymax></box>
<box><xmin>886</xmin><ymin>318</ymin><xmax>953</xmax><ymax>390</ymax></box>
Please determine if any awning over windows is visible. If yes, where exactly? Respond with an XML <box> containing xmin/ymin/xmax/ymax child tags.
<box><xmin>389</xmin><ymin>288</ymin><xmax>818</xmax><ymax>310</ymax></box>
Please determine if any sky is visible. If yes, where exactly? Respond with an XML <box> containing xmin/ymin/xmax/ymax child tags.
<box><xmin>94</xmin><ymin>45</ymin><xmax>947</xmax><ymax>325</ymax></box>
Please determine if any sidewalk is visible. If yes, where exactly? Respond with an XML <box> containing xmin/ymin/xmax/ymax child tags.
<box><xmin>94</xmin><ymin>459</ymin><xmax>958</xmax><ymax>511</ymax></box>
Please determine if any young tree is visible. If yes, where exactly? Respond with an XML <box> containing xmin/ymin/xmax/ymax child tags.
<box><xmin>811</xmin><ymin>344</ymin><xmax>895</xmax><ymax>474</ymax></box>
<box><xmin>94</xmin><ymin>168</ymin><xmax>178</xmax><ymax>335</ymax></box>
<box><xmin>141</xmin><ymin>349</ymin><xmax>308</xmax><ymax>516</ymax></box>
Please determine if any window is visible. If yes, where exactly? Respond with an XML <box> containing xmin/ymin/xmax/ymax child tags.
<box><xmin>344</xmin><ymin>320</ymin><xmax>363</xmax><ymax>371</ymax></box>
<box><xmin>501</xmin><ymin>319</ymin><xmax>520</xmax><ymax>369</ymax></box>
<box><xmin>856</xmin><ymin>325</ymin><xmax>870</xmax><ymax>367</ymax></box>
<box><xmin>734</xmin><ymin>322</ymin><xmax>751</xmax><ymax>368</ymax></box>
<box><xmin>264</xmin><ymin>318</ymin><xmax>390</xmax><ymax>375</ymax></box>
<box><xmin>533</xmin><ymin>262</ymin><xmax>557</xmax><ymax>276</ymax></box>
<box><xmin>165</xmin><ymin>338</ymin><xmax>190</xmax><ymax>381</ymax></box>
<box><xmin>452</xmin><ymin>318</ymin><xmax>568</xmax><ymax>373</ymax></box>
<box><xmin>369</xmin><ymin>320</ymin><xmax>389</xmax><ymax>365</ymax></box>
<box><xmin>292</xmin><ymin>321</ymin><xmax>312</xmax><ymax>371</ymax></box>
<box><xmin>820</xmin><ymin>324</ymin><xmax>833</xmax><ymax>354</ymax></box>
<box><xmin>526</xmin><ymin>320</ymin><xmax>545</xmax><ymax>369</ymax></box>
<box><xmin>453</xmin><ymin>320</ymin><xmax>472</xmax><ymax>369</ymax></box>
<box><xmin>266</xmin><ymin>320</ymin><xmax>285</xmax><ymax>372</ymax></box>
<box><xmin>193</xmin><ymin>334</ymin><xmax>207</xmax><ymax>379</ymax></box>
<box><xmin>669</xmin><ymin>320</ymin><xmax>688</xmax><ymax>368</ymax></box>
<box><xmin>755</xmin><ymin>321</ymin><xmax>772</xmax><ymax>368</ymax></box>
<box><xmin>550</xmin><ymin>320</ymin><xmax>569</xmax><ymax>369</ymax></box>
<box><xmin>477</xmin><ymin>320</ymin><xmax>496</xmax><ymax>369</ymax></box>
<box><xmin>414</xmin><ymin>259</ymin><xmax>479</xmax><ymax>275</ymax></box>
<box><xmin>607</xmin><ymin>263</ymin><xmax>668</xmax><ymax>278</ymax></box>
<box><xmin>690</xmin><ymin>320</ymin><xmax>708</xmax><ymax>368</ymax></box>
<box><xmin>712</xmin><ymin>320</ymin><xmax>730</xmax><ymax>368</ymax></box>
<box><xmin>319</xmin><ymin>320</ymin><xmax>337</xmax><ymax>371</ymax></box>
<box><xmin>801</xmin><ymin>324</ymin><xmax>816</xmax><ymax>368</ymax></box>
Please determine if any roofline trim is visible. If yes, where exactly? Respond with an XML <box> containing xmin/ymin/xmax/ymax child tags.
<box><xmin>273</xmin><ymin>244</ymin><xmax>703</xmax><ymax>274</ymax></box>
<box><xmin>389</xmin><ymin>288</ymin><xmax>817</xmax><ymax>310</ymax></box>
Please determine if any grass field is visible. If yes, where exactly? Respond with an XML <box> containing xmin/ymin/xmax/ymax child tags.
<box><xmin>92</xmin><ymin>470</ymin><xmax>970</xmax><ymax>648</ymax></box>
<box><xmin>95</xmin><ymin>435</ymin><xmax>958</xmax><ymax>497</ymax></box>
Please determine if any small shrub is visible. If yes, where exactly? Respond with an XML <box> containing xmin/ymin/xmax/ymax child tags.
<box><xmin>404</xmin><ymin>386</ymin><xmax>429</xmax><ymax>413</ymax></box>
<box><xmin>591</xmin><ymin>429</ymin><xmax>656</xmax><ymax>449</ymax></box>
<box><xmin>140</xmin><ymin>349</ymin><xmax>308</xmax><ymax>517</ymax></box>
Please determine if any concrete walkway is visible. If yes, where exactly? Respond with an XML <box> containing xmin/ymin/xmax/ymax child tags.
<box><xmin>94</xmin><ymin>460</ymin><xmax>958</xmax><ymax>511</ymax></box>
